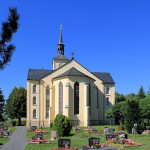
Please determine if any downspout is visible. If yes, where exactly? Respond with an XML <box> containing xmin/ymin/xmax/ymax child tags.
<box><xmin>39</xmin><ymin>81</ymin><xmax>40</xmax><ymax>127</ymax></box>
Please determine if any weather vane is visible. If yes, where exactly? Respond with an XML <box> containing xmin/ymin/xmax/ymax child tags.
<box><xmin>60</xmin><ymin>24</ymin><xmax>62</xmax><ymax>31</ymax></box>
<box><xmin>71</xmin><ymin>52</ymin><xmax>74</xmax><ymax>60</ymax></box>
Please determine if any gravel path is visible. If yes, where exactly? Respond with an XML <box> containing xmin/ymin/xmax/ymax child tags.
<box><xmin>0</xmin><ymin>126</ymin><xmax>27</xmax><ymax>150</ymax></box>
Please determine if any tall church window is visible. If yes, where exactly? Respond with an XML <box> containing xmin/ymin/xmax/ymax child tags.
<box><xmin>59</xmin><ymin>82</ymin><xmax>63</xmax><ymax>114</ymax></box>
<box><xmin>106</xmin><ymin>87</ymin><xmax>110</xmax><ymax>95</ymax></box>
<box><xmin>97</xmin><ymin>88</ymin><xmax>98</xmax><ymax>108</ymax></box>
<box><xmin>33</xmin><ymin>109</ymin><xmax>36</xmax><ymax>119</ymax></box>
<box><xmin>46</xmin><ymin>86</ymin><xmax>50</xmax><ymax>118</ymax></box>
<box><xmin>74</xmin><ymin>82</ymin><xmax>79</xmax><ymax>114</ymax></box>
<box><xmin>33</xmin><ymin>85</ymin><xmax>36</xmax><ymax>93</ymax></box>
<box><xmin>106</xmin><ymin>97</ymin><xmax>109</xmax><ymax>105</ymax></box>
<box><xmin>33</xmin><ymin>96</ymin><xmax>36</xmax><ymax>105</ymax></box>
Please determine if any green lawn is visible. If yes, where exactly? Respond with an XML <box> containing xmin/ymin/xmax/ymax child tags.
<box><xmin>0</xmin><ymin>126</ymin><xmax>16</xmax><ymax>145</ymax></box>
<box><xmin>25</xmin><ymin>125</ymin><xmax>150</xmax><ymax>150</ymax></box>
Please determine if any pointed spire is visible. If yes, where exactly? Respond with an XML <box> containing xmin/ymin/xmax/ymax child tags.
<box><xmin>59</xmin><ymin>25</ymin><xmax>63</xmax><ymax>44</ymax></box>
<box><xmin>57</xmin><ymin>25</ymin><xmax>64</xmax><ymax>55</ymax></box>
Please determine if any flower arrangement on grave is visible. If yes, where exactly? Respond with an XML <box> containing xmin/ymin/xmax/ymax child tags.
<box><xmin>91</xmin><ymin>144</ymin><xmax>101</xmax><ymax>149</ymax></box>
<box><xmin>31</xmin><ymin>135</ymin><xmax>35</xmax><ymax>140</ymax></box>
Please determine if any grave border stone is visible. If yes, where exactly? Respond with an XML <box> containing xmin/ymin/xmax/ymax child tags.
<box><xmin>58</xmin><ymin>139</ymin><xmax>71</xmax><ymax>148</ymax></box>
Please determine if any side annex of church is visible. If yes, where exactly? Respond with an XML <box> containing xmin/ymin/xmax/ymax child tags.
<box><xmin>26</xmin><ymin>27</ymin><xmax>115</xmax><ymax>127</ymax></box>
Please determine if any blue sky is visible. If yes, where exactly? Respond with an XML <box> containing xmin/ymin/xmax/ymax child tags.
<box><xmin>0</xmin><ymin>0</ymin><xmax>150</xmax><ymax>99</ymax></box>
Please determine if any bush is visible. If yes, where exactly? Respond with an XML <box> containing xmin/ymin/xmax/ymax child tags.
<box><xmin>12</xmin><ymin>120</ymin><xmax>17</xmax><ymax>126</ymax></box>
<box><xmin>52</xmin><ymin>114</ymin><xmax>72</xmax><ymax>136</ymax></box>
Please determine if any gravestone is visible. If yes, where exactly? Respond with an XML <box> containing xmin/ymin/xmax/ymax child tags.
<box><xmin>3</xmin><ymin>125</ymin><xmax>8</xmax><ymax>130</ymax></box>
<box><xmin>117</xmin><ymin>133</ymin><xmax>128</xmax><ymax>139</ymax></box>
<box><xmin>31</xmin><ymin>126</ymin><xmax>37</xmax><ymax>131</ymax></box>
<box><xmin>88</xmin><ymin>137</ymin><xmax>100</xmax><ymax>147</ymax></box>
<box><xmin>51</xmin><ymin>131</ymin><xmax>57</xmax><ymax>141</ymax></box>
<box><xmin>105</xmin><ymin>134</ymin><xmax>116</xmax><ymax>140</ymax></box>
<box><xmin>108</xmin><ymin>128</ymin><xmax>115</xmax><ymax>134</ymax></box>
<box><xmin>0</xmin><ymin>130</ymin><xmax>4</xmax><ymax>136</ymax></box>
<box><xmin>132</xmin><ymin>127</ymin><xmax>136</xmax><ymax>134</ymax></box>
<box><xmin>35</xmin><ymin>133</ymin><xmax>43</xmax><ymax>140</ymax></box>
<box><xmin>92</xmin><ymin>129</ymin><xmax>98</xmax><ymax>133</ymax></box>
<box><xmin>104</xmin><ymin>128</ymin><xmax>109</xmax><ymax>134</ymax></box>
<box><xmin>0</xmin><ymin>125</ymin><xmax>3</xmax><ymax>129</ymax></box>
<box><xmin>58</xmin><ymin>139</ymin><xmax>71</xmax><ymax>148</ymax></box>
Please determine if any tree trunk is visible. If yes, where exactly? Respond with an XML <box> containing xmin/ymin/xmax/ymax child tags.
<box><xmin>18</xmin><ymin>117</ymin><xmax>21</xmax><ymax>126</ymax></box>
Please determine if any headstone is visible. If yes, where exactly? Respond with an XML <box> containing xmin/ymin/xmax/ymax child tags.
<box><xmin>132</xmin><ymin>127</ymin><xmax>136</xmax><ymax>134</ymax></box>
<box><xmin>92</xmin><ymin>129</ymin><xmax>98</xmax><ymax>133</ymax></box>
<box><xmin>3</xmin><ymin>125</ymin><xmax>8</xmax><ymax>130</ymax></box>
<box><xmin>35</xmin><ymin>133</ymin><xmax>43</xmax><ymax>140</ymax></box>
<box><xmin>31</xmin><ymin>126</ymin><xmax>37</xmax><ymax>131</ymax></box>
<box><xmin>0</xmin><ymin>130</ymin><xmax>4</xmax><ymax>136</ymax></box>
<box><xmin>58</xmin><ymin>139</ymin><xmax>71</xmax><ymax>148</ymax></box>
<box><xmin>108</xmin><ymin>128</ymin><xmax>115</xmax><ymax>134</ymax></box>
<box><xmin>88</xmin><ymin>137</ymin><xmax>100</xmax><ymax>147</ymax></box>
<box><xmin>104</xmin><ymin>128</ymin><xmax>109</xmax><ymax>134</ymax></box>
<box><xmin>105</xmin><ymin>134</ymin><xmax>116</xmax><ymax>140</ymax></box>
<box><xmin>117</xmin><ymin>133</ymin><xmax>128</xmax><ymax>139</ymax></box>
<box><xmin>51</xmin><ymin>131</ymin><xmax>57</xmax><ymax>141</ymax></box>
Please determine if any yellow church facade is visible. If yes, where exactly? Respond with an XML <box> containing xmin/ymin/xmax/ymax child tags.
<box><xmin>26</xmin><ymin>28</ymin><xmax>115</xmax><ymax>127</ymax></box>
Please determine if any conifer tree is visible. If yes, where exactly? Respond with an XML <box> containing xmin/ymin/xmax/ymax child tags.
<box><xmin>0</xmin><ymin>88</ymin><xmax>5</xmax><ymax>121</ymax></box>
<box><xmin>0</xmin><ymin>7</ymin><xmax>20</xmax><ymax>70</ymax></box>
<box><xmin>147</xmin><ymin>87</ymin><xmax>150</xmax><ymax>96</ymax></box>
<box><xmin>138</xmin><ymin>85</ymin><xmax>146</xmax><ymax>99</ymax></box>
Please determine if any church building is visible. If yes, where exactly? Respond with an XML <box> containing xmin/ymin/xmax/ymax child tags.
<box><xmin>26</xmin><ymin>27</ymin><xmax>115</xmax><ymax>127</ymax></box>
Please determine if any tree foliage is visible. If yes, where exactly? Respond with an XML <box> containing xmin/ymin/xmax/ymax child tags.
<box><xmin>0</xmin><ymin>88</ymin><xmax>5</xmax><ymax>121</ymax></box>
<box><xmin>139</xmin><ymin>96</ymin><xmax>150</xmax><ymax>119</ymax></box>
<box><xmin>126</xmin><ymin>93</ymin><xmax>137</xmax><ymax>98</ymax></box>
<box><xmin>5</xmin><ymin>87</ymin><xmax>26</xmax><ymax>125</ymax></box>
<box><xmin>147</xmin><ymin>87</ymin><xmax>150</xmax><ymax>96</ymax></box>
<box><xmin>53</xmin><ymin>114</ymin><xmax>72</xmax><ymax>136</ymax></box>
<box><xmin>138</xmin><ymin>85</ymin><xmax>146</xmax><ymax>99</ymax></box>
<box><xmin>115</xmin><ymin>92</ymin><xmax>126</xmax><ymax>103</ymax></box>
<box><xmin>0</xmin><ymin>7</ymin><xmax>20</xmax><ymax>70</ymax></box>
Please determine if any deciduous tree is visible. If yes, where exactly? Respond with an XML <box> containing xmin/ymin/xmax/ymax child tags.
<box><xmin>5</xmin><ymin>87</ymin><xmax>26</xmax><ymax>125</ymax></box>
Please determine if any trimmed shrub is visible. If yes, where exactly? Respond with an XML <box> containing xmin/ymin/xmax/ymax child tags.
<box><xmin>12</xmin><ymin>120</ymin><xmax>17</xmax><ymax>126</ymax></box>
<box><xmin>52</xmin><ymin>114</ymin><xmax>72</xmax><ymax>136</ymax></box>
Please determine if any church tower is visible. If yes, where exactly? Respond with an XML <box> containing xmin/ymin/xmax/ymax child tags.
<box><xmin>53</xmin><ymin>25</ymin><xmax>69</xmax><ymax>70</ymax></box>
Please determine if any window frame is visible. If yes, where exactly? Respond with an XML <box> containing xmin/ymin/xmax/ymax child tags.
<box><xmin>74</xmin><ymin>82</ymin><xmax>79</xmax><ymax>115</ymax></box>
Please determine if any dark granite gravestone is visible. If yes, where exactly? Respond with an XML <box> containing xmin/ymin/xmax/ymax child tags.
<box><xmin>31</xmin><ymin>126</ymin><xmax>37</xmax><ymax>131</ymax></box>
<box><xmin>117</xmin><ymin>133</ymin><xmax>128</xmax><ymax>139</ymax></box>
<box><xmin>88</xmin><ymin>137</ymin><xmax>100</xmax><ymax>147</ymax></box>
<box><xmin>105</xmin><ymin>134</ymin><xmax>116</xmax><ymax>140</ymax></box>
<box><xmin>92</xmin><ymin>129</ymin><xmax>98</xmax><ymax>133</ymax></box>
<box><xmin>3</xmin><ymin>125</ymin><xmax>8</xmax><ymax>130</ymax></box>
<box><xmin>0</xmin><ymin>130</ymin><xmax>4</xmax><ymax>136</ymax></box>
<box><xmin>58</xmin><ymin>139</ymin><xmax>71</xmax><ymax>148</ymax></box>
<box><xmin>35</xmin><ymin>133</ymin><xmax>43</xmax><ymax>140</ymax></box>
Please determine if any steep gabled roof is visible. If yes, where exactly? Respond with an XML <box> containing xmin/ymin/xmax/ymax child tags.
<box><xmin>27</xmin><ymin>69</ymin><xmax>53</xmax><ymax>80</ymax></box>
<box><xmin>53</xmin><ymin>67</ymin><xmax>94</xmax><ymax>80</ymax></box>
<box><xmin>92</xmin><ymin>72</ymin><xmax>115</xmax><ymax>84</ymax></box>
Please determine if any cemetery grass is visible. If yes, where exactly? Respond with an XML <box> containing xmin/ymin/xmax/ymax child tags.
<box><xmin>0</xmin><ymin>126</ymin><xmax>16</xmax><ymax>145</ymax></box>
<box><xmin>25</xmin><ymin>125</ymin><xmax>150</xmax><ymax>150</ymax></box>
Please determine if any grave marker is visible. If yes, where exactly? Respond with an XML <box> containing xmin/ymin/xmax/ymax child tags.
<box><xmin>105</xmin><ymin>134</ymin><xmax>116</xmax><ymax>140</ymax></box>
<box><xmin>58</xmin><ymin>139</ymin><xmax>71</xmax><ymax>148</ymax></box>
<box><xmin>3</xmin><ymin>125</ymin><xmax>8</xmax><ymax>130</ymax></box>
<box><xmin>108</xmin><ymin>128</ymin><xmax>115</xmax><ymax>134</ymax></box>
<box><xmin>51</xmin><ymin>131</ymin><xmax>57</xmax><ymax>141</ymax></box>
<box><xmin>88</xmin><ymin>137</ymin><xmax>100</xmax><ymax>147</ymax></box>
<box><xmin>35</xmin><ymin>133</ymin><xmax>43</xmax><ymax>140</ymax></box>
<box><xmin>31</xmin><ymin>126</ymin><xmax>37</xmax><ymax>131</ymax></box>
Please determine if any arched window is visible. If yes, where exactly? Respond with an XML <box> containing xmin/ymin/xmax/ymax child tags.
<box><xmin>46</xmin><ymin>86</ymin><xmax>50</xmax><ymax>118</ymax></box>
<box><xmin>74</xmin><ymin>82</ymin><xmax>79</xmax><ymax>114</ymax></box>
<box><xmin>106</xmin><ymin>87</ymin><xmax>109</xmax><ymax>95</ymax></box>
<box><xmin>59</xmin><ymin>83</ymin><xmax>63</xmax><ymax>114</ymax></box>
<box><xmin>106</xmin><ymin>97</ymin><xmax>109</xmax><ymax>105</ymax></box>
<box><xmin>33</xmin><ymin>109</ymin><xmax>36</xmax><ymax>119</ymax></box>
<box><xmin>33</xmin><ymin>96</ymin><xmax>36</xmax><ymax>105</ymax></box>
<box><xmin>33</xmin><ymin>85</ymin><xmax>36</xmax><ymax>93</ymax></box>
